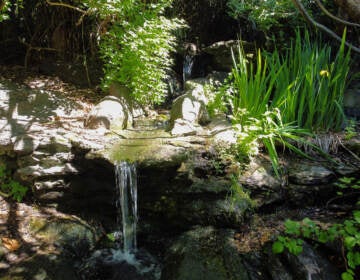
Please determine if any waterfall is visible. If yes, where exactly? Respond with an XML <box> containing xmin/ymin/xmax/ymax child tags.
<box><xmin>115</xmin><ymin>161</ymin><xmax>138</xmax><ymax>253</ymax></box>
<box><xmin>183</xmin><ymin>54</ymin><xmax>194</xmax><ymax>83</ymax></box>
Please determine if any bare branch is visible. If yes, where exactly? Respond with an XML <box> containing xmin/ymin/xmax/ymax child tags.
<box><xmin>291</xmin><ymin>0</ymin><xmax>360</xmax><ymax>54</ymax></box>
<box><xmin>314</xmin><ymin>0</ymin><xmax>360</xmax><ymax>28</ymax></box>
<box><xmin>46</xmin><ymin>0</ymin><xmax>87</xmax><ymax>14</ymax></box>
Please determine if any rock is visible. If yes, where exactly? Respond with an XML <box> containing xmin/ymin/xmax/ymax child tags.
<box><xmin>84</xmin><ymin>95</ymin><xmax>133</xmax><ymax>130</ymax></box>
<box><xmin>161</xmin><ymin>226</ymin><xmax>250</xmax><ymax>280</ymax></box>
<box><xmin>239</xmin><ymin>160</ymin><xmax>283</xmax><ymax>207</ymax></box>
<box><xmin>286</xmin><ymin>183</ymin><xmax>336</xmax><ymax>206</ymax></box>
<box><xmin>208</xmin><ymin>115</ymin><xmax>237</xmax><ymax>145</ymax></box>
<box><xmin>109</xmin><ymin>82</ymin><xmax>144</xmax><ymax>118</ymax></box>
<box><xmin>15</xmin><ymin>163</ymin><xmax>79</xmax><ymax>182</ymax></box>
<box><xmin>283</xmin><ymin>242</ymin><xmax>340</xmax><ymax>279</ymax></box>
<box><xmin>266</xmin><ymin>255</ymin><xmax>293</xmax><ymax>280</ymax></box>
<box><xmin>0</xmin><ymin>198</ymin><xmax>100</xmax><ymax>280</ymax></box>
<box><xmin>203</xmin><ymin>40</ymin><xmax>255</xmax><ymax>72</ymax></box>
<box><xmin>169</xmin><ymin>82</ymin><xmax>210</xmax><ymax>136</ymax></box>
<box><xmin>344</xmin><ymin>137</ymin><xmax>360</xmax><ymax>157</ymax></box>
<box><xmin>30</xmin><ymin>217</ymin><xmax>98</xmax><ymax>253</ymax></box>
<box><xmin>38</xmin><ymin>135</ymin><xmax>72</xmax><ymax>154</ymax></box>
<box><xmin>79</xmin><ymin>248</ymin><xmax>161</xmax><ymax>280</ymax></box>
<box><xmin>171</xmin><ymin>119</ymin><xmax>199</xmax><ymax>136</ymax></box>
<box><xmin>344</xmin><ymin>81</ymin><xmax>360</xmax><ymax>119</ymax></box>
<box><xmin>288</xmin><ymin>162</ymin><xmax>334</xmax><ymax>185</ymax></box>
<box><xmin>13</xmin><ymin>135</ymin><xmax>39</xmax><ymax>155</ymax></box>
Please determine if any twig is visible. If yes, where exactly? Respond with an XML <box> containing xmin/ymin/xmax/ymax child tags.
<box><xmin>338</xmin><ymin>138</ymin><xmax>360</xmax><ymax>162</ymax></box>
<box><xmin>110</xmin><ymin>130</ymin><xmax>127</xmax><ymax>139</ymax></box>
<box><xmin>291</xmin><ymin>0</ymin><xmax>360</xmax><ymax>54</ymax></box>
<box><xmin>81</xmin><ymin>22</ymin><xmax>92</xmax><ymax>87</ymax></box>
<box><xmin>46</xmin><ymin>0</ymin><xmax>87</xmax><ymax>14</ymax></box>
<box><xmin>19</xmin><ymin>38</ymin><xmax>58</xmax><ymax>69</ymax></box>
<box><xmin>314</xmin><ymin>0</ymin><xmax>360</xmax><ymax>28</ymax></box>
<box><xmin>326</xmin><ymin>191</ymin><xmax>360</xmax><ymax>208</ymax></box>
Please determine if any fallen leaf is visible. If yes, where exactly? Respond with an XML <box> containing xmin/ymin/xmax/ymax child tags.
<box><xmin>1</xmin><ymin>237</ymin><xmax>21</xmax><ymax>251</ymax></box>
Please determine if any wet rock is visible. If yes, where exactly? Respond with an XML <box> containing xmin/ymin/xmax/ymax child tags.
<box><xmin>30</xmin><ymin>217</ymin><xmax>98</xmax><ymax>255</ymax></box>
<box><xmin>288</xmin><ymin>162</ymin><xmax>334</xmax><ymax>185</ymax></box>
<box><xmin>79</xmin><ymin>248</ymin><xmax>161</xmax><ymax>280</ymax></box>
<box><xmin>266</xmin><ymin>255</ymin><xmax>293</xmax><ymax>280</ymax></box>
<box><xmin>162</xmin><ymin>226</ymin><xmax>250</xmax><ymax>280</ymax></box>
<box><xmin>84</xmin><ymin>95</ymin><xmax>133</xmax><ymax>130</ymax></box>
<box><xmin>283</xmin><ymin>242</ymin><xmax>340</xmax><ymax>280</ymax></box>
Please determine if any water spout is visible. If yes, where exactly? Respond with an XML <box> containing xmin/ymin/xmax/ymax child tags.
<box><xmin>115</xmin><ymin>161</ymin><xmax>138</xmax><ymax>253</ymax></box>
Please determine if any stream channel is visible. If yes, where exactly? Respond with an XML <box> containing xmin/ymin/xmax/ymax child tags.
<box><xmin>0</xmin><ymin>78</ymin><xmax>359</xmax><ymax>279</ymax></box>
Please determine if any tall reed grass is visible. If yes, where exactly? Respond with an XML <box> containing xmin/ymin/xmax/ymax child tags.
<box><xmin>268</xmin><ymin>31</ymin><xmax>350</xmax><ymax>132</ymax></box>
<box><xmin>218</xmin><ymin>30</ymin><xmax>351</xmax><ymax>176</ymax></box>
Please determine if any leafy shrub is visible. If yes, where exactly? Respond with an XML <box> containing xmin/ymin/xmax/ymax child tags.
<box><xmin>0</xmin><ymin>163</ymin><xmax>27</xmax><ymax>202</ymax></box>
<box><xmin>226</xmin><ymin>0</ymin><xmax>306</xmax><ymax>43</ymax></box>
<box><xmin>0</xmin><ymin>0</ymin><xmax>23</xmax><ymax>22</ymax></box>
<box><xmin>84</xmin><ymin>0</ymin><xmax>184</xmax><ymax>106</ymax></box>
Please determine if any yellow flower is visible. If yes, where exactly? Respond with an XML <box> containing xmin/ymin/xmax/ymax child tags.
<box><xmin>320</xmin><ymin>70</ymin><xmax>330</xmax><ymax>77</ymax></box>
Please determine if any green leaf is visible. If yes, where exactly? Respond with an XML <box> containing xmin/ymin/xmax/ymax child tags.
<box><xmin>345</xmin><ymin>237</ymin><xmax>357</xmax><ymax>249</ymax></box>
<box><xmin>284</xmin><ymin>219</ymin><xmax>301</xmax><ymax>235</ymax></box>
<box><xmin>341</xmin><ymin>270</ymin><xmax>354</xmax><ymax>280</ymax></box>
<box><xmin>272</xmin><ymin>241</ymin><xmax>284</xmax><ymax>254</ymax></box>
<box><xmin>353</xmin><ymin>211</ymin><xmax>360</xmax><ymax>224</ymax></box>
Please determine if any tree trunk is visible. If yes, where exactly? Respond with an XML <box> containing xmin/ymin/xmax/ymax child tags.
<box><xmin>334</xmin><ymin>0</ymin><xmax>360</xmax><ymax>23</ymax></box>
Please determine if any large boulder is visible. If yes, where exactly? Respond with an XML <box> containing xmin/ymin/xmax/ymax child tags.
<box><xmin>169</xmin><ymin>80</ymin><xmax>210</xmax><ymax>136</ymax></box>
<box><xmin>84</xmin><ymin>96</ymin><xmax>133</xmax><ymax>130</ymax></box>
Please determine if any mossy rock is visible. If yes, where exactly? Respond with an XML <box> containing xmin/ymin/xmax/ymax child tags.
<box><xmin>161</xmin><ymin>226</ymin><xmax>250</xmax><ymax>280</ymax></box>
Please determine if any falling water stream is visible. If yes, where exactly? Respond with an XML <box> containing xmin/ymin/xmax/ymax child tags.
<box><xmin>183</xmin><ymin>54</ymin><xmax>194</xmax><ymax>83</ymax></box>
<box><xmin>115</xmin><ymin>161</ymin><xmax>138</xmax><ymax>253</ymax></box>
<box><xmin>79</xmin><ymin>161</ymin><xmax>160</xmax><ymax>279</ymax></box>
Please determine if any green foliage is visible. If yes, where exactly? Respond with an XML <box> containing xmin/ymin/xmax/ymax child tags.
<box><xmin>0</xmin><ymin>163</ymin><xmax>27</xmax><ymax>202</ymax></box>
<box><xmin>344</xmin><ymin>120</ymin><xmax>358</xmax><ymax>140</ymax></box>
<box><xmin>228</xmin><ymin>175</ymin><xmax>255</xmax><ymax>209</ymax></box>
<box><xmin>0</xmin><ymin>0</ymin><xmax>23</xmax><ymax>22</ymax></box>
<box><xmin>266</xmin><ymin>31</ymin><xmax>350</xmax><ymax>132</ymax></box>
<box><xmin>273</xmin><ymin>178</ymin><xmax>360</xmax><ymax>280</ymax></box>
<box><xmin>84</xmin><ymin>0</ymin><xmax>184</xmax><ymax>106</ymax></box>
<box><xmin>0</xmin><ymin>0</ymin><xmax>11</xmax><ymax>22</ymax></box>
<box><xmin>211</xmin><ymin>30</ymin><xmax>351</xmax><ymax>175</ymax></box>
<box><xmin>226</xmin><ymin>0</ymin><xmax>306</xmax><ymax>44</ymax></box>
<box><xmin>227</xmin><ymin>0</ymin><xmax>300</xmax><ymax>32</ymax></box>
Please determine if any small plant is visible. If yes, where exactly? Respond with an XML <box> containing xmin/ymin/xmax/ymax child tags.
<box><xmin>0</xmin><ymin>163</ymin><xmax>28</xmax><ymax>202</ymax></box>
<box><xmin>273</xmin><ymin>178</ymin><xmax>360</xmax><ymax>280</ymax></box>
<box><xmin>228</xmin><ymin>175</ymin><xmax>255</xmax><ymax>210</ymax></box>
<box><xmin>345</xmin><ymin>120</ymin><xmax>358</xmax><ymax>140</ymax></box>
